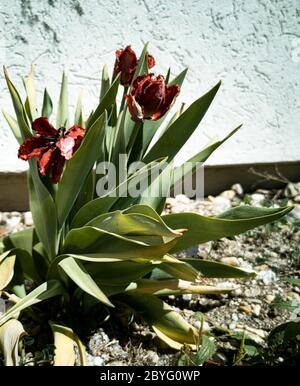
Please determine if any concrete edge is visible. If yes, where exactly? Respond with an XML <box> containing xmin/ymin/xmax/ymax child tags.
<box><xmin>0</xmin><ymin>161</ymin><xmax>300</xmax><ymax>211</ymax></box>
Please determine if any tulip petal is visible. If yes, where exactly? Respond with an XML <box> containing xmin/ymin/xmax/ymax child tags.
<box><xmin>114</xmin><ymin>45</ymin><xmax>138</xmax><ymax>86</ymax></box>
<box><xmin>37</xmin><ymin>147</ymin><xmax>56</xmax><ymax>176</ymax></box>
<box><xmin>51</xmin><ymin>151</ymin><xmax>66</xmax><ymax>184</ymax></box>
<box><xmin>125</xmin><ymin>95</ymin><xmax>144</xmax><ymax>121</ymax></box>
<box><xmin>57</xmin><ymin>136</ymin><xmax>75</xmax><ymax>160</ymax></box>
<box><xmin>32</xmin><ymin>117</ymin><xmax>57</xmax><ymax>137</ymax></box>
<box><xmin>147</xmin><ymin>53</ymin><xmax>155</xmax><ymax>69</ymax></box>
<box><xmin>66</xmin><ymin>125</ymin><xmax>85</xmax><ymax>139</ymax></box>
<box><xmin>18</xmin><ymin>136</ymin><xmax>50</xmax><ymax>160</ymax></box>
<box><xmin>152</xmin><ymin>84</ymin><xmax>180</xmax><ymax>120</ymax></box>
<box><xmin>141</xmin><ymin>77</ymin><xmax>165</xmax><ymax>118</ymax></box>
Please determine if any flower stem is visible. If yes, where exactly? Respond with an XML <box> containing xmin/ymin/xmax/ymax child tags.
<box><xmin>119</xmin><ymin>86</ymin><xmax>128</xmax><ymax>113</ymax></box>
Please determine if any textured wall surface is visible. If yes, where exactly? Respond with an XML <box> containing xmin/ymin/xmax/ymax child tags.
<box><xmin>0</xmin><ymin>0</ymin><xmax>299</xmax><ymax>171</ymax></box>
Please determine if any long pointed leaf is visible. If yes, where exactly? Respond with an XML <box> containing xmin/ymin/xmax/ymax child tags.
<box><xmin>117</xmin><ymin>293</ymin><xmax>198</xmax><ymax>348</ymax></box>
<box><xmin>58</xmin><ymin>256</ymin><xmax>113</xmax><ymax>307</ymax></box>
<box><xmin>56</xmin><ymin>112</ymin><xmax>106</xmax><ymax>228</ymax></box>
<box><xmin>3</xmin><ymin>67</ymin><xmax>31</xmax><ymax>139</ymax></box>
<box><xmin>56</xmin><ymin>72</ymin><xmax>68</xmax><ymax>127</ymax></box>
<box><xmin>163</xmin><ymin>206</ymin><xmax>293</xmax><ymax>252</ymax></box>
<box><xmin>0</xmin><ymin>280</ymin><xmax>64</xmax><ymax>326</ymax></box>
<box><xmin>2</xmin><ymin>110</ymin><xmax>22</xmax><ymax>144</ymax></box>
<box><xmin>42</xmin><ymin>88</ymin><xmax>53</xmax><ymax>117</ymax></box>
<box><xmin>143</xmin><ymin>81</ymin><xmax>221</xmax><ymax>163</ymax></box>
<box><xmin>23</xmin><ymin>66</ymin><xmax>37</xmax><ymax>122</ymax></box>
<box><xmin>87</xmin><ymin>74</ymin><xmax>120</xmax><ymax>130</ymax></box>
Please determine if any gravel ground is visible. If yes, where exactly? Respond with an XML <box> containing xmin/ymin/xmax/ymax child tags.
<box><xmin>1</xmin><ymin>182</ymin><xmax>300</xmax><ymax>366</ymax></box>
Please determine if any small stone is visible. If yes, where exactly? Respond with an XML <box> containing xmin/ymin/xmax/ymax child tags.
<box><xmin>23</xmin><ymin>211</ymin><xmax>33</xmax><ymax>226</ymax></box>
<box><xmin>229</xmin><ymin>322</ymin><xmax>236</xmax><ymax>330</ymax></box>
<box><xmin>238</xmin><ymin>304</ymin><xmax>252</xmax><ymax>314</ymax></box>
<box><xmin>220</xmin><ymin>190</ymin><xmax>236</xmax><ymax>200</ymax></box>
<box><xmin>245</xmin><ymin>288</ymin><xmax>261</xmax><ymax>297</ymax></box>
<box><xmin>182</xmin><ymin>294</ymin><xmax>192</xmax><ymax>301</ymax></box>
<box><xmin>220</xmin><ymin>257</ymin><xmax>239</xmax><ymax>266</ymax></box>
<box><xmin>231</xmin><ymin>183</ymin><xmax>243</xmax><ymax>196</ymax></box>
<box><xmin>175</xmin><ymin>194</ymin><xmax>191</xmax><ymax>204</ymax></box>
<box><xmin>265</xmin><ymin>294</ymin><xmax>275</xmax><ymax>304</ymax></box>
<box><xmin>255</xmin><ymin>264</ymin><xmax>269</xmax><ymax>271</ymax></box>
<box><xmin>286</xmin><ymin>291</ymin><xmax>300</xmax><ymax>300</ymax></box>
<box><xmin>232</xmin><ymin>288</ymin><xmax>243</xmax><ymax>297</ymax></box>
<box><xmin>256</xmin><ymin>269</ymin><xmax>277</xmax><ymax>285</ymax></box>
<box><xmin>284</xmin><ymin>183</ymin><xmax>300</xmax><ymax>198</ymax></box>
<box><xmin>212</xmin><ymin>196</ymin><xmax>231</xmax><ymax>214</ymax></box>
<box><xmin>3</xmin><ymin>213</ymin><xmax>21</xmax><ymax>231</ymax></box>
<box><xmin>250</xmin><ymin>193</ymin><xmax>265</xmax><ymax>206</ymax></box>
<box><xmin>232</xmin><ymin>313</ymin><xmax>239</xmax><ymax>321</ymax></box>
<box><xmin>193</xmin><ymin>320</ymin><xmax>210</xmax><ymax>332</ymax></box>
<box><xmin>144</xmin><ymin>351</ymin><xmax>159</xmax><ymax>365</ymax></box>
<box><xmin>291</xmin><ymin>205</ymin><xmax>300</xmax><ymax>220</ymax></box>
<box><xmin>93</xmin><ymin>356</ymin><xmax>105</xmax><ymax>366</ymax></box>
<box><xmin>252</xmin><ymin>304</ymin><xmax>261</xmax><ymax>316</ymax></box>
<box><xmin>294</xmin><ymin>195</ymin><xmax>300</xmax><ymax>203</ymax></box>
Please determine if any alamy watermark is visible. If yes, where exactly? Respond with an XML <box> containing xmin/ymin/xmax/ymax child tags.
<box><xmin>95</xmin><ymin>154</ymin><xmax>204</xmax><ymax>199</ymax></box>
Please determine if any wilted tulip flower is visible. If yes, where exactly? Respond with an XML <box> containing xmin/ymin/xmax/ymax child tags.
<box><xmin>114</xmin><ymin>45</ymin><xmax>155</xmax><ymax>86</ymax></box>
<box><xmin>125</xmin><ymin>74</ymin><xmax>180</xmax><ymax>121</ymax></box>
<box><xmin>18</xmin><ymin>117</ymin><xmax>85</xmax><ymax>183</ymax></box>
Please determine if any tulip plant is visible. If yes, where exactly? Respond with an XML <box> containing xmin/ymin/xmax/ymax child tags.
<box><xmin>0</xmin><ymin>44</ymin><xmax>292</xmax><ymax>366</ymax></box>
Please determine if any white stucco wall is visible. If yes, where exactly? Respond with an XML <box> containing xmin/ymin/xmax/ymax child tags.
<box><xmin>0</xmin><ymin>0</ymin><xmax>299</xmax><ymax>172</ymax></box>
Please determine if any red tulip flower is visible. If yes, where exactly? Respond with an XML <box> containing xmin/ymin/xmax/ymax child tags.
<box><xmin>114</xmin><ymin>45</ymin><xmax>155</xmax><ymax>86</ymax></box>
<box><xmin>125</xmin><ymin>74</ymin><xmax>180</xmax><ymax>121</ymax></box>
<box><xmin>18</xmin><ymin>117</ymin><xmax>85</xmax><ymax>183</ymax></box>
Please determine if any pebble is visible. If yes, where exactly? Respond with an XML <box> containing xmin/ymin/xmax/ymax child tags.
<box><xmin>220</xmin><ymin>190</ymin><xmax>236</xmax><ymax>200</ymax></box>
<box><xmin>3</xmin><ymin>213</ymin><xmax>22</xmax><ymax>231</ymax></box>
<box><xmin>193</xmin><ymin>320</ymin><xmax>210</xmax><ymax>332</ymax></box>
<box><xmin>23</xmin><ymin>211</ymin><xmax>33</xmax><ymax>226</ymax></box>
<box><xmin>238</xmin><ymin>304</ymin><xmax>252</xmax><ymax>314</ymax></box>
<box><xmin>212</xmin><ymin>196</ymin><xmax>231</xmax><ymax>214</ymax></box>
<box><xmin>291</xmin><ymin>205</ymin><xmax>300</xmax><ymax>220</ymax></box>
<box><xmin>250</xmin><ymin>193</ymin><xmax>265</xmax><ymax>206</ymax></box>
<box><xmin>286</xmin><ymin>291</ymin><xmax>300</xmax><ymax>300</ymax></box>
<box><xmin>220</xmin><ymin>257</ymin><xmax>239</xmax><ymax>266</ymax></box>
<box><xmin>231</xmin><ymin>313</ymin><xmax>239</xmax><ymax>321</ymax></box>
<box><xmin>252</xmin><ymin>304</ymin><xmax>261</xmax><ymax>317</ymax></box>
<box><xmin>182</xmin><ymin>294</ymin><xmax>192</xmax><ymax>302</ymax></box>
<box><xmin>244</xmin><ymin>288</ymin><xmax>261</xmax><ymax>297</ymax></box>
<box><xmin>144</xmin><ymin>351</ymin><xmax>159</xmax><ymax>365</ymax></box>
<box><xmin>294</xmin><ymin>195</ymin><xmax>300</xmax><ymax>203</ymax></box>
<box><xmin>265</xmin><ymin>294</ymin><xmax>275</xmax><ymax>304</ymax></box>
<box><xmin>174</xmin><ymin>194</ymin><xmax>191</xmax><ymax>204</ymax></box>
<box><xmin>93</xmin><ymin>356</ymin><xmax>105</xmax><ymax>366</ymax></box>
<box><xmin>231</xmin><ymin>183</ymin><xmax>243</xmax><ymax>196</ymax></box>
<box><xmin>232</xmin><ymin>288</ymin><xmax>243</xmax><ymax>297</ymax></box>
<box><xmin>256</xmin><ymin>269</ymin><xmax>277</xmax><ymax>285</ymax></box>
<box><xmin>284</xmin><ymin>183</ymin><xmax>300</xmax><ymax>198</ymax></box>
<box><xmin>229</xmin><ymin>322</ymin><xmax>236</xmax><ymax>330</ymax></box>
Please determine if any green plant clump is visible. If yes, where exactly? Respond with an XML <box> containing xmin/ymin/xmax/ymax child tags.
<box><xmin>0</xmin><ymin>44</ymin><xmax>292</xmax><ymax>365</ymax></box>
